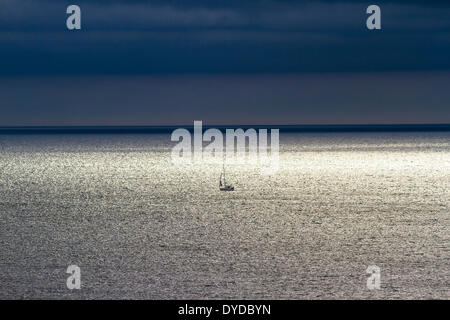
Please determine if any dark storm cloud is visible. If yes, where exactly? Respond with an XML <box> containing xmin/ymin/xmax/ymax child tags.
<box><xmin>0</xmin><ymin>0</ymin><xmax>449</xmax><ymax>74</ymax></box>
<box><xmin>2</xmin><ymin>0</ymin><xmax>450</xmax><ymax>31</ymax></box>
<box><xmin>0</xmin><ymin>1</ymin><xmax>449</xmax><ymax>126</ymax></box>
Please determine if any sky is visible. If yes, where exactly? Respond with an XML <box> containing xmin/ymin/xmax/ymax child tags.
<box><xmin>0</xmin><ymin>0</ymin><xmax>449</xmax><ymax>126</ymax></box>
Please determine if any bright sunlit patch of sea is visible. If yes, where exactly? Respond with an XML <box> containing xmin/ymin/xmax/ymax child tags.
<box><xmin>0</xmin><ymin>132</ymin><xmax>448</xmax><ymax>299</ymax></box>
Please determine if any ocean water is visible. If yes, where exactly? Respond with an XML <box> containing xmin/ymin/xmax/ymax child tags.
<box><xmin>0</xmin><ymin>132</ymin><xmax>448</xmax><ymax>299</ymax></box>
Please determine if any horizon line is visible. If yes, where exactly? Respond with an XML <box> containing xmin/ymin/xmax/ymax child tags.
<box><xmin>0</xmin><ymin>124</ymin><xmax>449</xmax><ymax>134</ymax></box>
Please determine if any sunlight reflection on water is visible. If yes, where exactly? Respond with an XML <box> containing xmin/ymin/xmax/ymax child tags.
<box><xmin>0</xmin><ymin>132</ymin><xmax>449</xmax><ymax>299</ymax></box>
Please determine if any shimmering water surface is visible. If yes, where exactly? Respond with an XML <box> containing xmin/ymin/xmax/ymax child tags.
<box><xmin>0</xmin><ymin>132</ymin><xmax>449</xmax><ymax>299</ymax></box>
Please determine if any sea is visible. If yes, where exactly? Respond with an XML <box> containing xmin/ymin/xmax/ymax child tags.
<box><xmin>0</xmin><ymin>131</ymin><xmax>449</xmax><ymax>299</ymax></box>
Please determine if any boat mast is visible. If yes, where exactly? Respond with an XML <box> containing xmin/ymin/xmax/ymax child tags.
<box><xmin>223</xmin><ymin>149</ymin><xmax>226</xmax><ymax>185</ymax></box>
<box><xmin>223</xmin><ymin>159</ymin><xmax>226</xmax><ymax>185</ymax></box>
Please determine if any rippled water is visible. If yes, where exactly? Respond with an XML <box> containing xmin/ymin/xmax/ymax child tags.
<box><xmin>0</xmin><ymin>132</ymin><xmax>449</xmax><ymax>299</ymax></box>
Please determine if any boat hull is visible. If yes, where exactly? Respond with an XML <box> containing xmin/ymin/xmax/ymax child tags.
<box><xmin>220</xmin><ymin>186</ymin><xmax>234</xmax><ymax>191</ymax></box>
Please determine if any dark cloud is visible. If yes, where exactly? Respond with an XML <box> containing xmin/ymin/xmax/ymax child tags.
<box><xmin>2</xmin><ymin>1</ymin><xmax>450</xmax><ymax>31</ymax></box>
<box><xmin>0</xmin><ymin>0</ymin><xmax>449</xmax><ymax>75</ymax></box>
<box><xmin>0</xmin><ymin>1</ymin><xmax>448</xmax><ymax>126</ymax></box>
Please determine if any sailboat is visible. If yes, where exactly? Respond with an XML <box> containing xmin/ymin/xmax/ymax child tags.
<box><xmin>219</xmin><ymin>161</ymin><xmax>234</xmax><ymax>191</ymax></box>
